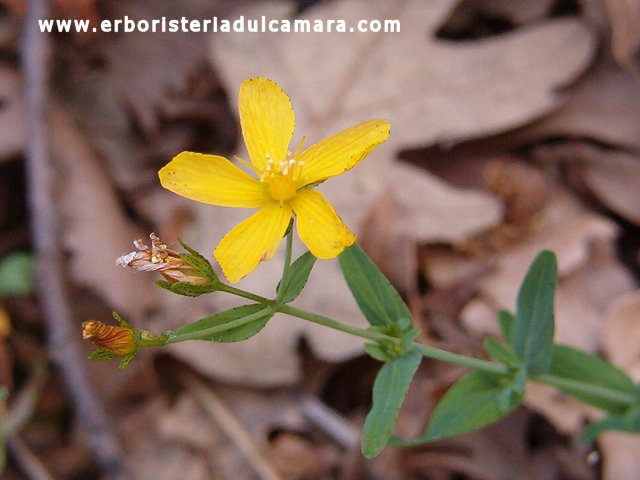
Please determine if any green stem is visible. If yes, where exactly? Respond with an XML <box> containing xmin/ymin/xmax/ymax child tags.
<box><xmin>412</xmin><ymin>343</ymin><xmax>508</xmax><ymax>375</ymax></box>
<box><xmin>533</xmin><ymin>373</ymin><xmax>637</xmax><ymax>406</ymax></box>
<box><xmin>277</xmin><ymin>304</ymin><xmax>507</xmax><ymax>374</ymax></box>
<box><xmin>166</xmin><ymin>307</ymin><xmax>273</xmax><ymax>344</ymax></box>
<box><xmin>278</xmin><ymin>305</ymin><xmax>637</xmax><ymax>406</ymax></box>
<box><xmin>216</xmin><ymin>281</ymin><xmax>638</xmax><ymax>408</ymax></box>
<box><xmin>217</xmin><ymin>284</ymin><xmax>272</xmax><ymax>304</ymax></box>
<box><xmin>277</xmin><ymin>304</ymin><xmax>397</xmax><ymax>343</ymax></box>
<box><xmin>277</xmin><ymin>228</ymin><xmax>294</xmax><ymax>302</ymax></box>
<box><xmin>138</xmin><ymin>338</ymin><xmax>168</xmax><ymax>348</ymax></box>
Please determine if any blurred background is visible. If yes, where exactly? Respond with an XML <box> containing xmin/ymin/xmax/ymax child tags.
<box><xmin>2</xmin><ymin>0</ymin><xmax>640</xmax><ymax>478</ymax></box>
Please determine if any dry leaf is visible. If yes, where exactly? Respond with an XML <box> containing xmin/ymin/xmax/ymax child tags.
<box><xmin>602</xmin><ymin>290</ymin><xmax>640</xmax><ymax>376</ymax></box>
<box><xmin>599</xmin><ymin>432</ymin><xmax>640</xmax><ymax>480</ymax></box>
<box><xmin>98</xmin><ymin>0</ymin><xmax>236</xmax><ymax>136</ymax></box>
<box><xmin>603</xmin><ymin>0</ymin><xmax>640</xmax><ymax>73</ymax></box>
<box><xmin>164</xmin><ymin>0</ymin><xmax>596</xmax><ymax>385</ymax></box>
<box><xmin>120</xmin><ymin>398</ymin><xmax>215</xmax><ymax>480</ymax></box>
<box><xmin>268</xmin><ymin>430</ymin><xmax>338</xmax><ymax>479</ymax></box>
<box><xmin>410</xmin><ymin>410</ymin><xmax>549</xmax><ymax>479</ymax></box>
<box><xmin>475</xmin><ymin>0</ymin><xmax>555</xmax><ymax>24</ymax></box>
<box><xmin>51</xmin><ymin>110</ymin><xmax>157</xmax><ymax>319</ymax></box>
<box><xmin>580</xmin><ymin>146</ymin><xmax>640</xmax><ymax>226</ymax></box>
<box><xmin>441</xmin><ymin>0</ymin><xmax>556</xmax><ymax>33</ymax></box>
<box><xmin>524</xmin><ymin>383</ymin><xmax>600</xmax><ymax>436</ymax></box>
<box><xmin>157</xmin><ymin>395</ymin><xmax>215</xmax><ymax>450</ymax></box>
<box><xmin>520</xmin><ymin>58</ymin><xmax>640</xmax><ymax>151</ymax></box>
<box><xmin>457</xmin><ymin>186</ymin><xmax>631</xmax><ymax>353</ymax></box>
<box><xmin>447</xmin><ymin>179</ymin><xmax>637</xmax><ymax>437</ymax></box>
<box><xmin>595</xmin><ymin>289</ymin><xmax>640</xmax><ymax>480</ymax></box>
<box><xmin>531</xmin><ymin>141</ymin><xmax>640</xmax><ymax>226</ymax></box>
<box><xmin>359</xmin><ymin>189</ymin><xmax>416</xmax><ymax>294</ymax></box>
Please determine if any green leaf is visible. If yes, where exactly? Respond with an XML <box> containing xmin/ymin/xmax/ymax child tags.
<box><xmin>361</xmin><ymin>349</ymin><xmax>421</xmax><ymax>458</ymax></box>
<box><xmin>118</xmin><ymin>352</ymin><xmax>137</xmax><ymax>370</ymax></box>
<box><xmin>483</xmin><ymin>337</ymin><xmax>521</xmax><ymax>368</ymax></box>
<box><xmin>0</xmin><ymin>252</ymin><xmax>34</xmax><ymax>297</ymax></box>
<box><xmin>338</xmin><ymin>244</ymin><xmax>412</xmax><ymax>328</ymax></box>
<box><xmin>179</xmin><ymin>240</ymin><xmax>218</xmax><ymax>283</ymax></box>
<box><xmin>176</xmin><ymin>304</ymin><xmax>273</xmax><ymax>342</ymax></box>
<box><xmin>88</xmin><ymin>349</ymin><xmax>119</xmax><ymax>362</ymax></box>
<box><xmin>497</xmin><ymin>309</ymin><xmax>514</xmax><ymax>340</ymax></box>
<box><xmin>549</xmin><ymin>345</ymin><xmax>637</xmax><ymax>414</ymax></box>
<box><xmin>277</xmin><ymin>251</ymin><xmax>316</xmax><ymax>303</ymax></box>
<box><xmin>582</xmin><ymin>407</ymin><xmax>640</xmax><ymax>443</ymax></box>
<box><xmin>392</xmin><ymin>369</ymin><xmax>524</xmax><ymax>445</ymax></box>
<box><xmin>112</xmin><ymin>311</ymin><xmax>132</xmax><ymax>329</ymax></box>
<box><xmin>364</xmin><ymin>343</ymin><xmax>392</xmax><ymax>362</ymax></box>
<box><xmin>510</xmin><ymin>250</ymin><xmax>557</xmax><ymax>374</ymax></box>
<box><xmin>156</xmin><ymin>280</ymin><xmax>216</xmax><ymax>297</ymax></box>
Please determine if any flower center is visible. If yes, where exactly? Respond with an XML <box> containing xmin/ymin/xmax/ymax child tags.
<box><xmin>260</xmin><ymin>149</ymin><xmax>305</xmax><ymax>203</ymax></box>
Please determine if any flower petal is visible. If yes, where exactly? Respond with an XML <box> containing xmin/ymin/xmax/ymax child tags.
<box><xmin>215</xmin><ymin>202</ymin><xmax>292</xmax><ymax>282</ymax></box>
<box><xmin>239</xmin><ymin>78</ymin><xmax>295</xmax><ymax>171</ymax></box>
<box><xmin>290</xmin><ymin>189</ymin><xmax>355</xmax><ymax>259</ymax></box>
<box><xmin>159</xmin><ymin>152</ymin><xmax>269</xmax><ymax>207</ymax></box>
<box><xmin>298</xmin><ymin>119</ymin><xmax>390</xmax><ymax>185</ymax></box>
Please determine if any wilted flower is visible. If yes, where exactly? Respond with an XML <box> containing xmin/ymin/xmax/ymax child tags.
<box><xmin>82</xmin><ymin>320</ymin><xmax>137</xmax><ymax>356</ymax></box>
<box><xmin>159</xmin><ymin>77</ymin><xmax>390</xmax><ymax>282</ymax></box>
<box><xmin>117</xmin><ymin>233</ymin><xmax>209</xmax><ymax>285</ymax></box>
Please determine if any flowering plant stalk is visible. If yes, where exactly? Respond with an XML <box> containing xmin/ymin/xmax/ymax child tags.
<box><xmin>85</xmin><ymin>78</ymin><xmax>640</xmax><ymax>458</ymax></box>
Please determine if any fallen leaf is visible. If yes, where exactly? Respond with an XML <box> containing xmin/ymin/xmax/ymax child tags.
<box><xmin>599</xmin><ymin>432</ymin><xmax>640</xmax><ymax>480</ymax></box>
<box><xmin>530</xmin><ymin>141</ymin><xmax>640</xmax><ymax>226</ymax></box>
<box><xmin>603</xmin><ymin>0</ymin><xmax>640</xmax><ymax>74</ymax></box>
<box><xmin>409</xmin><ymin>410</ymin><xmax>556</xmax><ymax>479</ymax></box>
<box><xmin>477</xmin><ymin>0</ymin><xmax>555</xmax><ymax>24</ymax></box>
<box><xmin>99</xmin><ymin>0</ymin><xmax>234</xmax><ymax>137</ymax></box>
<box><xmin>359</xmin><ymin>189</ymin><xmax>416</xmax><ymax>294</ymax></box>
<box><xmin>602</xmin><ymin>290</ymin><xmax>640</xmax><ymax>377</ymax></box>
<box><xmin>588</xmin><ymin>287</ymin><xmax>640</xmax><ymax>480</ymax></box>
<box><xmin>210</xmin><ymin>0</ymin><xmax>594</xmax><ymax>240</ymax></box>
<box><xmin>524</xmin><ymin>383</ymin><xmax>600</xmax><ymax>436</ymax></box>
<box><xmin>51</xmin><ymin>110</ymin><xmax>157</xmax><ymax>319</ymax></box>
<box><xmin>439</xmin><ymin>0</ymin><xmax>556</xmax><ymax>35</ymax></box>
<box><xmin>157</xmin><ymin>394</ymin><xmax>217</xmax><ymax>450</ymax></box>
<box><xmin>267</xmin><ymin>430</ymin><xmax>338</xmax><ymax>479</ymax></box>
<box><xmin>120</xmin><ymin>397</ymin><xmax>216</xmax><ymax>480</ymax></box>
<box><xmin>168</xmin><ymin>0</ymin><xmax>596</xmax><ymax>384</ymax></box>
<box><xmin>520</xmin><ymin>57</ymin><xmax>640</xmax><ymax>151</ymax></box>
<box><xmin>458</xmin><ymin>188</ymin><xmax>630</xmax><ymax>353</ymax></box>
<box><xmin>574</xmin><ymin>145</ymin><xmax>640</xmax><ymax>226</ymax></box>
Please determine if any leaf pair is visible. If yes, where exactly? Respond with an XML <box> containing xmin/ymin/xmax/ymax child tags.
<box><xmin>395</xmin><ymin>250</ymin><xmax>557</xmax><ymax>446</ymax></box>
<box><xmin>339</xmin><ymin>245</ymin><xmax>421</xmax><ymax>458</ymax></box>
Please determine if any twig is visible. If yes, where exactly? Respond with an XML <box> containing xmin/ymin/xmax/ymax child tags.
<box><xmin>188</xmin><ymin>377</ymin><xmax>284</xmax><ymax>480</ymax></box>
<box><xmin>7</xmin><ymin>436</ymin><xmax>54</xmax><ymax>480</ymax></box>
<box><xmin>22</xmin><ymin>1</ymin><xmax>126</xmax><ymax>478</ymax></box>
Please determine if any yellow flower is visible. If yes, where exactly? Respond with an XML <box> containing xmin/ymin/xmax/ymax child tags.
<box><xmin>82</xmin><ymin>320</ymin><xmax>137</xmax><ymax>356</ymax></box>
<box><xmin>159</xmin><ymin>77</ymin><xmax>390</xmax><ymax>282</ymax></box>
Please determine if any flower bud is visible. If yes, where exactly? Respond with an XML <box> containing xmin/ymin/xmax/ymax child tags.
<box><xmin>82</xmin><ymin>320</ymin><xmax>137</xmax><ymax>356</ymax></box>
<box><xmin>117</xmin><ymin>233</ymin><xmax>209</xmax><ymax>285</ymax></box>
